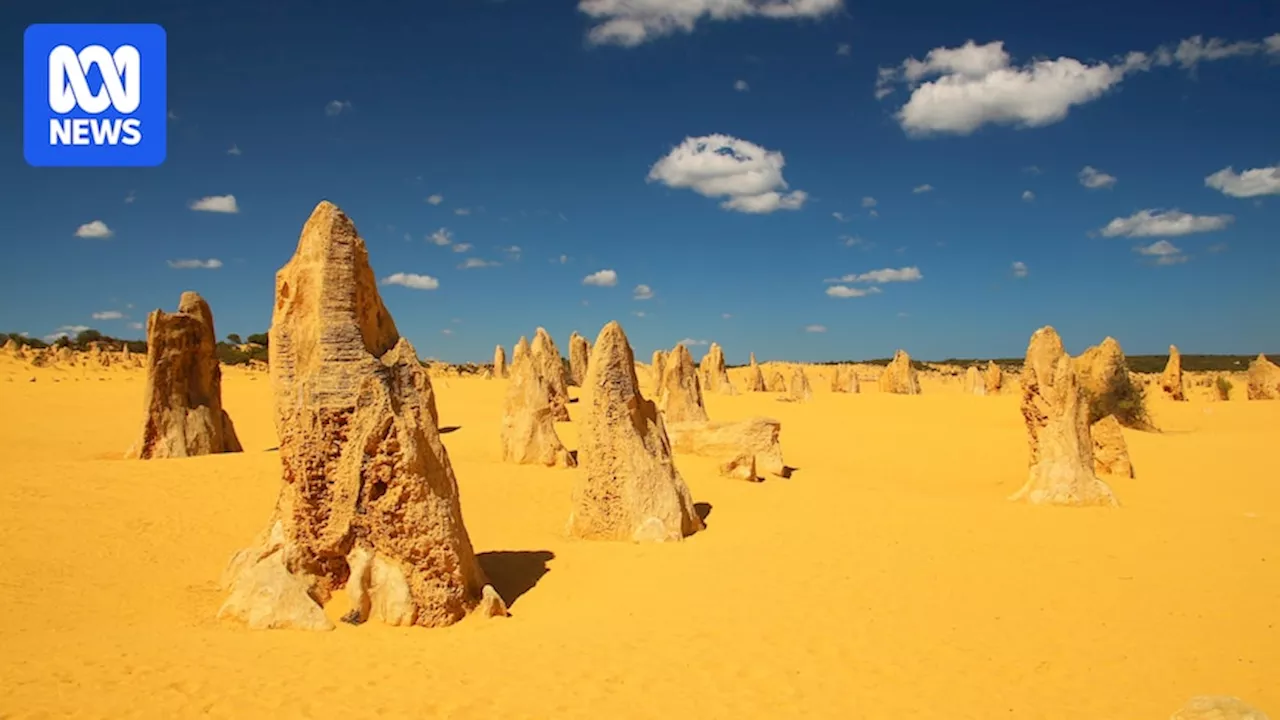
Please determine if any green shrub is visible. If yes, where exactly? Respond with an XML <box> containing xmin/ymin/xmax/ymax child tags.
<box><xmin>1215</xmin><ymin>376</ymin><xmax>1232</xmax><ymax>401</ymax></box>
<box><xmin>245</xmin><ymin>332</ymin><xmax>269</xmax><ymax>347</ymax></box>
<box><xmin>1086</xmin><ymin>372</ymin><xmax>1153</xmax><ymax>430</ymax></box>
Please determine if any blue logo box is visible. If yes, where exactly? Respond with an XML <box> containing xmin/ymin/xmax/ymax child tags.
<box><xmin>24</xmin><ymin>23</ymin><xmax>167</xmax><ymax>167</ymax></box>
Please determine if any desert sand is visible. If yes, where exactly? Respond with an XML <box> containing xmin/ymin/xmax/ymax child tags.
<box><xmin>1</xmin><ymin>352</ymin><xmax>1277</xmax><ymax>718</ymax></box>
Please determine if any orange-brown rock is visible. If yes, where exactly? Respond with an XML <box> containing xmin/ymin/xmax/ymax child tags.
<box><xmin>1073</xmin><ymin>336</ymin><xmax>1127</xmax><ymax>406</ymax></box>
<box><xmin>744</xmin><ymin>352</ymin><xmax>766</xmax><ymax>392</ymax></box>
<box><xmin>512</xmin><ymin>336</ymin><xmax>530</xmax><ymax>368</ymax></box>
<box><xmin>2</xmin><ymin>338</ymin><xmax>18</xmax><ymax>355</ymax></box>
<box><xmin>568</xmin><ymin>331</ymin><xmax>590</xmax><ymax>387</ymax></box>
<box><xmin>699</xmin><ymin>342</ymin><xmax>737</xmax><ymax>395</ymax></box>
<box><xmin>500</xmin><ymin>351</ymin><xmax>575</xmax><ymax>468</ymax></box>
<box><xmin>651</xmin><ymin>349</ymin><xmax>667</xmax><ymax>390</ymax></box>
<box><xmin>657</xmin><ymin>343</ymin><xmax>709</xmax><ymax>423</ymax></box>
<box><xmin>768</xmin><ymin>370</ymin><xmax>787</xmax><ymax>393</ymax></box>
<box><xmin>1009</xmin><ymin>326</ymin><xmax>1118</xmax><ymax>507</ymax></box>
<box><xmin>531</xmin><ymin>328</ymin><xmax>571</xmax><ymax>421</ymax></box>
<box><xmin>963</xmin><ymin>366</ymin><xmax>986</xmax><ymax>396</ymax></box>
<box><xmin>493</xmin><ymin>345</ymin><xmax>508</xmax><ymax>379</ymax></box>
<box><xmin>125</xmin><ymin>292</ymin><xmax>243</xmax><ymax>460</ymax></box>
<box><xmin>1090</xmin><ymin>414</ymin><xmax>1133</xmax><ymax>478</ymax></box>
<box><xmin>1247</xmin><ymin>354</ymin><xmax>1280</xmax><ymax>400</ymax></box>
<box><xmin>1160</xmin><ymin>345</ymin><xmax>1185</xmax><ymax>401</ymax></box>
<box><xmin>568</xmin><ymin>321</ymin><xmax>703</xmax><ymax>543</ymax></box>
<box><xmin>878</xmin><ymin>350</ymin><xmax>920</xmax><ymax>395</ymax></box>
<box><xmin>984</xmin><ymin>360</ymin><xmax>1003</xmax><ymax>395</ymax></box>
<box><xmin>830</xmin><ymin>365</ymin><xmax>849</xmax><ymax>393</ymax></box>
<box><xmin>218</xmin><ymin>200</ymin><xmax>500</xmax><ymax>631</ymax></box>
<box><xmin>666</xmin><ymin>417</ymin><xmax>787</xmax><ymax>479</ymax></box>
<box><xmin>788</xmin><ymin>367</ymin><xmax>813</xmax><ymax>402</ymax></box>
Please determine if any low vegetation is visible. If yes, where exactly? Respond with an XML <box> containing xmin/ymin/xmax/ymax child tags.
<box><xmin>1215</xmin><ymin>376</ymin><xmax>1233</xmax><ymax>401</ymax></box>
<box><xmin>1085</xmin><ymin>372</ymin><xmax>1153</xmax><ymax>430</ymax></box>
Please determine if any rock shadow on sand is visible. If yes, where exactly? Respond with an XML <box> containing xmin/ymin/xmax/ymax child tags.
<box><xmin>694</xmin><ymin>502</ymin><xmax>713</xmax><ymax>525</ymax></box>
<box><xmin>478</xmin><ymin>550</ymin><xmax>555</xmax><ymax>609</ymax></box>
<box><xmin>439</xmin><ymin>426</ymin><xmax>462</xmax><ymax>434</ymax></box>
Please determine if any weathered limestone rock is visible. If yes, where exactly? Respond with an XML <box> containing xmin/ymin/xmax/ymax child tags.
<box><xmin>55</xmin><ymin>346</ymin><xmax>74</xmax><ymax>364</ymax></box>
<box><xmin>699</xmin><ymin>342</ymin><xmax>737</xmax><ymax>395</ymax></box>
<box><xmin>667</xmin><ymin>417</ymin><xmax>787</xmax><ymax>479</ymax></box>
<box><xmin>719</xmin><ymin>454</ymin><xmax>757</xmax><ymax>481</ymax></box>
<box><xmin>768</xmin><ymin>370</ymin><xmax>787</xmax><ymax>393</ymax></box>
<box><xmin>651</xmin><ymin>349</ymin><xmax>667</xmax><ymax>390</ymax></box>
<box><xmin>568</xmin><ymin>321</ymin><xmax>703</xmax><ymax>543</ymax></box>
<box><xmin>500</xmin><ymin>350</ymin><xmax>575</xmax><ymax>467</ymax></box>
<box><xmin>568</xmin><ymin>332</ymin><xmax>590</xmax><ymax>387</ymax></box>
<box><xmin>512</xmin><ymin>336</ymin><xmax>530</xmax><ymax>367</ymax></box>
<box><xmin>830</xmin><ymin>365</ymin><xmax>849</xmax><ymax>393</ymax></box>
<box><xmin>1008</xmin><ymin>326</ymin><xmax>1118</xmax><ymax>507</ymax></box>
<box><xmin>657</xmin><ymin>343</ymin><xmax>709</xmax><ymax>423</ymax></box>
<box><xmin>1247</xmin><ymin>354</ymin><xmax>1280</xmax><ymax>400</ymax></box>
<box><xmin>1090</xmin><ymin>414</ymin><xmax>1134</xmax><ymax>478</ymax></box>
<box><xmin>125</xmin><ymin>292</ymin><xmax>243</xmax><ymax>459</ymax></box>
<box><xmin>745</xmin><ymin>352</ymin><xmax>766</xmax><ymax>392</ymax></box>
<box><xmin>531</xmin><ymin>328</ymin><xmax>571</xmax><ymax>421</ymax></box>
<box><xmin>1074</xmin><ymin>336</ymin><xmax>1128</xmax><ymax>407</ymax></box>
<box><xmin>963</xmin><ymin>366</ymin><xmax>986</xmax><ymax>396</ymax></box>
<box><xmin>218</xmin><ymin>200</ymin><xmax>499</xmax><ymax>630</ymax></box>
<box><xmin>1160</xmin><ymin>345</ymin><xmax>1185</xmax><ymax>401</ymax></box>
<box><xmin>2</xmin><ymin>338</ymin><xmax>18</xmax><ymax>355</ymax></box>
<box><xmin>493</xmin><ymin>345</ymin><xmax>507</xmax><ymax>379</ymax></box>
<box><xmin>788</xmin><ymin>367</ymin><xmax>813</xmax><ymax>402</ymax></box>
<box><xmin>984</xmin><ymin>360</ymin><xmax>1003</xmax><ymax>395</ymax></box>
<box><xmin>878</xmin><ymin>349</ymin><xmax>920</xmax><ymax>395</ymax></box>
<box><xmin>1171</xmin><ymin>696</ymin><xmax>1270</xmax><ymax>720</ymax></box>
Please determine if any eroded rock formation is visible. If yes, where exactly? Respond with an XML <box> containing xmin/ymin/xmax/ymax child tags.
<box><xmin>512</xmin><ymin>336</ymin><xmax>530</xmax><ymax>368</ymax></box>
<box><xmin>217</xmin><ymin>200</ymin><xmax>500</xmax><ymax>630</ymax></box>
<box><xmin>768</xmin><ymin>370</ymin><xmax>787</xmax><ymax>393</ymax></box>
<box><xmin>1170</xmin><ymin>696</ymin><xmax>1270</xmax><ymax>720</ymax></box>
<box><xmin>657</xmin><ymin>343</ymin><xmax>709</xmax><ymax>423</ymax></box>
<box><xmin>500</xmin><ymin>350</ymin><xmax>575</xmax><ymax>468</ymax></box>
<box><xmin>568</xmin><ymin>321</ymin><xmax>703</xmax><ymax>543</ymax></box>
<box><xmin>493</xmin><ymin>345</ymin><xmax>508</xmax><ymax>379</ymax></box>
<box><xmin>651</xmin><ymin>349</ymin><xmax>667</xmax><ymax>391</ymax></box>
<box><xmin>1090</xmin><ymin>414</ymin><xmax>1133</xmax><ymax>478</ymax></box>
<box><xmin>984</xmin><ymin>360</ymin><xmax>1003</xmax><ymax>395</ymax></box>
<box><xmin>963</xmin><ymin>366</ymin><xmax>986</xmax><ymax>396</ymax></box>
<box><xmin>1247</xmin><ymin>354</ymin><xmax>1280</xmax><ymax>400</ymax></box>
<box><xmin>568</xmin><ymin>332</ymin><xmax>590</xmax><ymax>387</ymax></box>
<box><xmin>699</xmin><ymin>342</ymin><xmax>737</xmax><ymax>395</ymax></box>
<box><xmin>125</xmin><ymin>292</ymin><xmax>242</xmax><ymax>459</ymax></box>
<box><xmin>1160</xmin><ymin>345</ymin><xmax>1185</xmax><ymax>401</ymax></box>
<box><xmin>788</xmin><ymin>367</ymin><xmax>813</xmax><ymax>402</ymax></box>
<box><xmin>878</xmin><ymin>350</ymin><xmax>920</xmax><ymax>395</ymax></box>
<box><xmin>667</xmin><ymin>417</ymin><xmax>787</xmax><ymax>480</ymax></box>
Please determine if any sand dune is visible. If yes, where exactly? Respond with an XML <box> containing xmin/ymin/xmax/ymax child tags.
<box><xmin>1</xmin><ymin>355</ymin><xmax>1277</xmax><ymax>718</ymax></box>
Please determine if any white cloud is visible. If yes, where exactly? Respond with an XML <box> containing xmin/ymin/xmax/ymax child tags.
<box><xmin>1154</xmin><ymin>35</ymin><xmax>1267</xmax><ymax>69</ymax></box>
<box><xmin>325</xmin><ymin>100</ymin><xmax>352</xmax><ymax>116</ymax></box>
<box><xmin>677</xmin><ymin>338</ymin><xmax>709</xmax><ymax>347</ymax></box>
<box><xmin>633</xmin><ymin>283</ymin><xmax>655</xmax><ymax>300</ymax></box>
<box><xmin>826</xmin><ymin>285</ymin><xmax>882</xmax><ymax>298</ymax></box>
<box><xmin>454</xmin><ymin>207</ymin><xmax>472</xmax><ymax>216</ymax></box>
<box><xmin>1078</xmin><ymin>165</ymin><xmax>1117</xmax><ymax>189</ymax></box>
<box><xmin>1022</xmin><ymin>189</ymin><xmax>1035</xmax><ymax>201</ymax></box>
<box><xmin>557</xmin><ymin>254</ymin><xmax>570</xmax><ymax>264</ymax></box>
<box><xmin>836</xmin><ymin>43</ymin><xmax>851</xmax><ymax>56</ymax></box>
<box><xmin>1134</xmin><ymin>239</ymin><xmax>1189</xmax><ymax>265</ymax></box>
<box><xmin>861</xmin><ymin>196</ymin><xmax>878</xmax><ymax>208</ymax></box>
<box><xmin>452</xmin><ymin>243</ymin><xmax>473</xmax><ymax>253</ymax></box>
<box><xmin>124</xmin><ymin>190</ymin><xmax>136</xmax><ymax>204</ymax></box>
<box><xmin>633</xmin><ymin>310</ymin><xmax>647</xmax><ymax>318</ymax></box>
<box><xmin>825</xmin><ymin>266</ymin><xmax>923</xmax><ymax>283</ymax></box>
<box><xmin>1011</xmin><ymin>260</ymin><xmax>1028</xmax><ymax>278</ymax></box>
<box><xmin>1205</xmin><ymin>165</ymin><xmax>1280</xmax><ymax>198</ymax></box>
<box><xmin>459</xmin><ymin>258</ymin><xmax>499</xmax><ymax>269</ymax></box>
<box><xmin>167</xmin><ymin>258</ymin><xmax>223</xmax><ymax>269</ymax></box>
<box><xmin>578</xmin><ymin>0</ymin><xmax>843</xmax><ymax>47</ymax></box>
<box><xmin>841</xmin><ymin>235</ymin><xmax>864</xmax><ymax>247</ymax></box>
<box><xmin>648</xmin><ymin>134</ymin><xmax>808</xmax><ymax>214</ymax></box>
<box><xmin>1100</xmin><ymin>209</ymin><xmax>1233</xmax><ymax>238</ymax></box>
<box><xmin>74</xmin><ymin>220</ymin><xmax>113</xmax><ymax>239</ymax></box>
<box><xmin>1024</xmin><ymin>165</ymin><xmax>1043</xmax><ymax>175</ymax></box>
<box><xmin>804</xmin><ymin>324</ymin><xmax>827</xmax><ymax>333</ymax></box>
<box><xmin>868</xmin><ymin>209</ymin><xmax>879</xmax><ymax>218</ymax></box>
<box><xmin>92</xmin><ymin>311</ymin><xmax>124</xmax><ymax>320</ymax></box>
<box><xmin>912</xmin><ymin>184</ymin><xmax>933</xmax><ymax>194</ymax></box>
<box><xmin>426</xmin><ymin>194</ymin><xmax>444</xmax><ymax>205</ymax></box>
<box><xmin>227</xmin><ymin>143</ymin><xmax>242</xmax><ymax>156</ymax></box>
<box><xmin>428</xmin><ymin>228</ymin><xmax>453</xmax><ymax>246</ymax></box>
<box><xmin>832</xmin><ymin>212</ymin><xmax>847</xmax><ymax>222</ymax></box>
<box><xmin>381</xmin><ymin>272</ymin><xmax>440</xmax><ymax>290</ymax></box>
<box><xmin>441</xmin><ymin>328</ymin><xmax>454</xmax><ymax>336</ymax></box>
<box><xmin>1267</xmin><ymin>33</ymin><xmax>1280</xmax><ymax>55</ymax></box>
<box><xmin>128</xmin><ymin>322</ymin><xmax>143</xmax><ymax>330</ymax></box>
<box><xmin>722</xmin><ymin>313</ymin><xmax>732</xmax><ymax>319</ymax></box>
<box><xmin>501</xmin><ymin>245</ymin><xmax>522</xmax><ymax>261</ymax></box>
<box><xmin>734</xmin><ymin>79</ymin><xmax>750</xmax><ymax>92</ymax></box>
<box><xmin>167</xmin><ymin>109</ymin><xmax>178</xmax><ymax>120</ymax></box>
<box><xmin>189</xmin><ymin>195</ymin><xmax>239</xmax><ymax>213</ymax></box>
<box><xmin>583</xmin><ymin>269</ymin><xmax>618</xmax><ymax>287</ymax></box>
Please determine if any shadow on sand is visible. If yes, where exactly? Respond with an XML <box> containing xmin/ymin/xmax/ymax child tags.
<box><xmin>694</xmin><ymin>502</ymin><xmax>713</xmax><ymax>526</ymax></box>
<box><xmin>439</xmin><ymin>426</ymin><xmax>462</xmax><ymax>435</ymax></box>
<box><xmin>478</xmin><ymin>550</ymin><xmax>555</xmax><ymax>609</ymax></box>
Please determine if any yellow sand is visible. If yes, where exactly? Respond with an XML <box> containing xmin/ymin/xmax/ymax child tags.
<box><xmin>1</xmin><ymin>357</ymin><xmax>1277</xmax><ymax>719</ymax></box>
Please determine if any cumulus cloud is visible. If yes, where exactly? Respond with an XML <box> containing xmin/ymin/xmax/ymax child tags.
<box><xmin>826</xmin><ymin>285</ymin><xmax>882</xmax><ymax>298</ymax></box>
<box><xmin>861</xmin><ymin>196</ymin><xmax>878</xmax><ymax>208</ymax></box>
<box><xmin>1011</xmin><ymin>260</ymin><xmax>1028</xmax><ymax>278</ymax></box>
<box><xmin>441</xmin><ymin>328</ymin><xmax>454</xmax><ymax>336</ymax></box>
<box><xmin>804</xmin><ymin>324</ymin><xmax>827</xmax><ymax>333</ymax></box>
<box><xmin>1134</xmin><ymin>239</ymin><xmax>1188</xmax><ymax>265</ymax></box>
<box><xmin>1021</xmin><ymin>190</ymin><xmax>1035</xmax><ymax>202</ymax></box>
<box><xmin>381</xmin><ymin>272</ymin><xmax>440</xmax><ymax>290</ymax></box>
<box><xmin>677</xmin><ymin>338</ymin><xmax>709</xmax><ymax>347</ymax></box>
<box><xmin>583</xmin><ymin>269</ymin><xmax>618</xmax><ymax>287</ymax></box>
<box><xmin>1100</xmin><ymin>209</ymin><xmax>1233</xmax><ymax>238</ymax></box>
<box><xmin>167</xmin><ymin>258</ymin><xmax>223</xmax><ymax>269</ymax></box>
<box><xmin>633</xmin><ymin>284</ymin><xmax>655</xmax><ymax>300</ymax></box>
<box><xmin>501</xmin><ymin>245</ymin><xmax>522</xmax><ymax>261</ymax></box>
<box><xmin>557</xmin><ymin>254</ymin><xmax>570</xmax><ymax>264</ymax></box>
<box><xmin>459</xmin><ymin>258</ymin><xmax>499</xmax><ymax>269</ymax></box>
<box><xmin>426</xmin><ymin>194</ymin><xmax>444</xmax><ymax>205</ymax></box>
<box><xmin>325</xmin><ymin>100</ymin><xmax>353</xmax><ymax>116</ymax></box>
<box><xmin>128</xmin><ymin>322</ymin><xmax>144</xmax><ymax>330</ymax></box>
<box><xmin>43</xmin><ymin>325</ymin><xmax>92</xmax><ymax>342</ymax></box>
<box><xmin>92</xmin><ymin>311</ymin><xmax>124</xmax><ymax>320</ymax></box>
<box><xmin>734</xmin><ymin>79</ymin><xmax>750</xmax><ymax>92</ymax></box>
<box><xmin>841</xmin><ymin>234</ymin><xmax>865</xmax><ymax>247</ymax></box>
<box><xmin>452</xmin><ymin>243</ymin><xmax>473</xmax><ymax>253</ymax></box>
<box><xmin>1205</xmin><ymin>164</ymin><xmax>1280</xmax><ymax>198</ymax></box>
<box><xmin>227</xmin><ymin>143</ymin><xmax>242</xmax><ymax>156</ymax></box>
<box><xmin>1079</xmin><ymin>165</ymin><xmax>1117</xmax><ymax>189</ymax></box>
<box><xmin>1153</xmin><ymin>35</ymin><xmax>1269</xmax><ymax>69</ymax></box>
<box><xmin>722</xmin><ymin>313</ymin><xmax>732</xmax><ymax>319</ymax></box>
<box><xmin>428</xmin><ymin>228</ymin><xmax>453</xmax><ymax>246</ymax></box>
<box><xmin>633</xmin><ymin>310</ymin><xmax>647</xmax><ymax>318</ymax></box>
<box><xmin>825</xmin><ymin>266</ymin><xmax>923</xmax><ymax>283</ymax></box>
<box><xmin>648</xmin><ymin>134</ymin><xmax>808</xmax><ymax>214</ymax></box>
<box><xmin>912</xmin><ymin>184</ymin><xmax>934</xmax><ymax>194</ymax></box>
<box><xmin>454</xmin><ymin>207</ymin><xmax>472</xmax><ymax>216</ymax></box>
<box><xmin>75</xmin><ymin>220</ymin><xmax>113</xmax><ymax>239</ymax></box>
<box><xmin>832</xmin><ymin>212</ymin><xmax>847</xmax><ymax>222</ymax></box>
<box><xmin>578</xmin><ymin>0</ymin><xmax>843</xmax><ymax>47</ymax></box>
<box><xmin>189</xmin><ymin>194</ymin><xmax>239</xmax><ymax>213</ymax></box>
<box><xmin>836</xmin><ymin>43</ymin><xmax>851</xmax><ymax>56</ymax></box>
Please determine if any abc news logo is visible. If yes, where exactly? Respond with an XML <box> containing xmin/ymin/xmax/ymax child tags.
<box><xmin>24</xmin><ymin>24</ymin><xmax>167</xmax><ymax>167</ymax></box>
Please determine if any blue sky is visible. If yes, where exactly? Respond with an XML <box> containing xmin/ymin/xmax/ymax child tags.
<box><xmin>3</xmin><ymin>0</ymin><xmax>1278</xmax><ymax>364</ymax></box>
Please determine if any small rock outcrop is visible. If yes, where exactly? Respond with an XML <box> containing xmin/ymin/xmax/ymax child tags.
<box><xmin>963</xmin><ymin>366</ymin><xmax>986</xmax><ymax>396</ymax></box>
<box><xmin>1160</xmin><ymin>345</ymin><xmax>1185</xmax><ymax>401</ymax></box>
<box><xmin>666</xmin><ymin>417</ymin><xmax>787</xmax><ymax>480</ymax></box>
<box><xmin>1009</xmin><ymin>326</ymin><xmax>1118</xmax><ymax>507</ymax></box>
<box><xmin>768</xmin><ymin>370</ymin><xmax>787</xmax><ymax>393</ymax></box>
<box><xmin>699</xmin><ymin>342</ymin><xmax>737</xmax><ymax>395</ymax></box>
<box><xmin>531</xmin><ymin>328</ymin><xmax>571</xmax><ymax>421</ymax></box>
<box><xmin>568</xmin><ymin>322</ymin><xmax>703</xmax><ymax>543</ymax></box>
<box><xmin>125</xmin><ymin>292</ymin><xmax>243</xmax><ymax>459</ymax></box>
<box><xmin>788</xmin><ymin>367</ymin><xmax>813</xmax><ymax>402</ymax></box>
<box><xmin>218</xmin><ymin>200</ymin><xmax>500</xmax><ymax>630</ymax></box>
<box><xmin>830</xmin><ymin>365</ymin><xmax>850</xmax><ymax>393</ymax></box>
<box><xmin>657</xmin><ymin>343</ymin><xmax>709</xmax><ymax>423</ymax></box>
<box><xmin>500</xmin><ymin>349</ymin><xmax>575</xmax><ymax>468</ymax></box>
<box><xmin>1170</xmin><ymin>696</ymin><xmax>1270</xmax><ymax>720</ymax></box>
<box><xmin>2</xmin><ymin>338</ymin><xmax>18</xmax><ymax>355</ymax></box>
<box><xmin>744</xmin><ymin>352</ymin><xmax>766</xmax><ymax>392</ymax></box>
<box><xmin>878</xmin><ymin>350</ymin><xmax>920</xmax><ymax>395</ymax></box>
<box><xmin>568</xmin><ymin>332</ymin><xmax>590</xmax><ymax>387</ymax></box>
<box><xmin>651</xmin><ymin>349</ymin><xmax>667</xmax><ymax>390</ymax></box>
<box><xmin>1090</xmin><ymin>414</ymin><xmax>1133</xmax><ymax>478</ymax></box>
<box><xmin>984</xmin><ymin>360</ymin><xmax>1003</xmax><ymax>395</ymax></box>
<box><xmin>1247</xmin><ymin>354</ymin><xmax>1280</xmax><ymax>400</ymax></box>
<box><xmin>493</xmin><ymin>345</ymin><xmax>508</xmax><ymax>379</ymax></box>
<box><xmin>512</xmin><ymin>336</ymin><xmax>530</xmax><ymax>367</ymax></box>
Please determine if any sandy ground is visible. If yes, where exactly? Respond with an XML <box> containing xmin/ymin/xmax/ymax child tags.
<box><xmin>1</xmin><ymin>357</ymin><xmax>1276</xmax><ymax>719</ymax></box>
